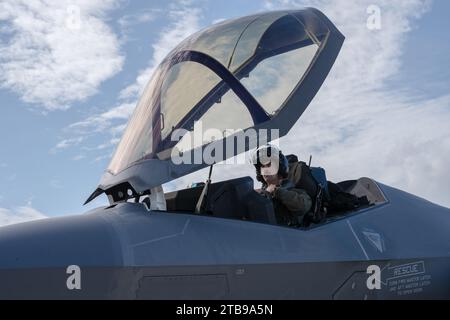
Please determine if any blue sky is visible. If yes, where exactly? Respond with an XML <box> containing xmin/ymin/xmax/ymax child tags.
<box><xmin>0</xmin><ymin>0</ymin><xmax>449</xmax><ymax>225</ymax></box>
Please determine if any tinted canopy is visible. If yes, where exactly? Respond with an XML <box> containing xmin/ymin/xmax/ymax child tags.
<box><xmin>86</xmin><ymin>8</ymin><xmax>344</xmax><ymax>205</ymax></box>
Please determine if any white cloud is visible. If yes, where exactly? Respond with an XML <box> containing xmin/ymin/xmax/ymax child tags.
<box><xmin>118</xmin><ymin>9</ymin><xmax>158</xmax><ymax>29</ymax></box>
<box><xmin>53</xmin><ymin>137</ymin><xmax>84</xmax><ymax>151</ymax></box>
<box><xmin>0</xmin><ymin>0</ymin><xmax>124</xmax><ymax>110</ymax></box>
<box><xmin>69</xmin><ymin>102</ymin><xmax>136</xmax><ymax>133</ymax></box>
<box><xmin>50</xmin><ymin>101</ymin><xmax>134</xmax><ymax>156</ymax></box>
<box><xmin>51</xmin><ymin>101</ymin><xmax>134</xmax><ymax>158</ymax></box>
<box><xmin>72</xmin><ymin>154</ymin><xmax>86</xmax><ymax>161</ymax></box>
<box><xmin>94</xmin><ymin>153</ymin><xmax>113</xmax><ymax>163</ymax></box>
<box><xmin>0</xmin><ymin>206</ymin><xmax>47</xmax><ymax>227</ymax></box>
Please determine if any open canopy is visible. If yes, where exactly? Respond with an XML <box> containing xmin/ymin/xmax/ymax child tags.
<box><xmin>85</xmin><ymin>8</ymin><xmax>344</xmax><ymax>205</ymax></box>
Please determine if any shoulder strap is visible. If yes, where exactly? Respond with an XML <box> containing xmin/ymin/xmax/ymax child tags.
<box><xmin>295</xmin><ymin>162</ymin><xmax>319</xmax><ymax>200</ymax></box>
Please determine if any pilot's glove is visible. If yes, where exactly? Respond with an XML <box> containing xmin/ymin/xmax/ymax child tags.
<box><xmin>259</xmin><ymin>190</ymin><xmax>273</xmax><ymax>200</ymax></box>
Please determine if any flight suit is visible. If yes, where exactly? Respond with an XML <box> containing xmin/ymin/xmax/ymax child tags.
<box><xmin>262</xmin><ymin>180</ymin><xmax>312</xmax><ymax>227</ymax></box>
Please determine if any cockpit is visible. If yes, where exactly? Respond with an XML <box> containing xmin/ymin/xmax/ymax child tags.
<box><xmin>161</xmin><ymin>173</ymin><xmax>388</xmax><ymax>229</ymax></box>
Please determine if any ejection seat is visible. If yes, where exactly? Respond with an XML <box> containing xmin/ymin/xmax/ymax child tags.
<box><xmin>207</xmin><ymin>178</ymin><xmax>277</xmax><ymax>225</ymax></box>
<box><xmin>165</xmin><ymin>177</ymin><xmax>277</xmax><ymax>225</ymax></box>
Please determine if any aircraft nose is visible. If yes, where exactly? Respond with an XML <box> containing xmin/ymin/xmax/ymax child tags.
<box><xmin>0</xmin><ymin>213</ymin><xmax>122</xmax><ymax>269</ymax></box>
<box><xmin>0</xmin><ymin>212</ymin><xmax>124</xmax><ymax>299</ymax></box>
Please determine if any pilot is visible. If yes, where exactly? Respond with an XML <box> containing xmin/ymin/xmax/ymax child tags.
<box><xmin>252</xmin><ymin>145</ymin><xmax>312</xmax><ymax>227</ymax></box>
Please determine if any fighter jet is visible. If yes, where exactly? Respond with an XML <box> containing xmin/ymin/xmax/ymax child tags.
<box><xmin>1</xmin><ymin>8</ymin><xmax>449</xmax><ymax>300</ymax></box>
